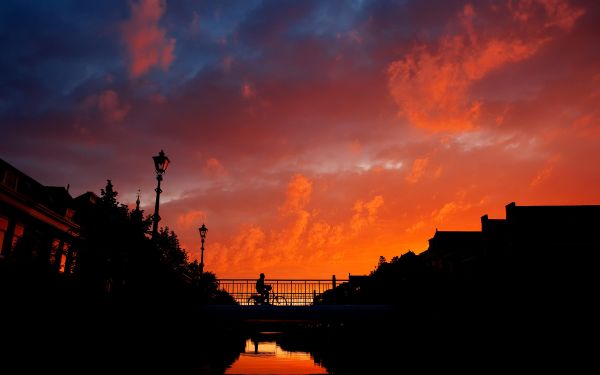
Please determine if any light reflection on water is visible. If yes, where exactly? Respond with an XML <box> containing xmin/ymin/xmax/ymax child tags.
<box><xmin>225</xmin><ymin>333</ymin><xmax>328</xmax><ymax>374</ymax></box>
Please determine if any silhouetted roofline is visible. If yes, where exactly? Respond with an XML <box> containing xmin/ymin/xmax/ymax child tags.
<box><xmin>506</xmin><ymin>201</ymin><xmax>600</xmax><ymax>209</ymax></box>
<box><xmin>0</xmin><ymin>158</ymin><xmax>45</xmax><ymax>188</ymax></box>
<box><xmin>430</xmin><ymin>230</ymin><xmax>481</xmax><ymax>237</ymax></box>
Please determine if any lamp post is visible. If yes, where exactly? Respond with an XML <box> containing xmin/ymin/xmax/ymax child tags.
<box><xmin>199</xmin><ymin>223</ymin><xmax>208</xmax><ymax>275</ymax></box>
<box><xmin>151</xmin><ymin>149</ymin><xmax>170</xmax><ymax>241</ymax></box>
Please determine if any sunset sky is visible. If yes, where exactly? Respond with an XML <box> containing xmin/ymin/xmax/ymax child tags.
<box><xmin>1</xmin><ymin>0</ymin><xmax>598</xmax><ymax>278</ymax></box>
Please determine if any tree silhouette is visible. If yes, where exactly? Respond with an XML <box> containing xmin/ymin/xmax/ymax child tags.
<box><xmin>73</xmin><ymin>180</ymin><xmax>235</xmax><ymax>308</ymax></box>
<box><xmin>155</xmin><ymin>226</ymin><xmax>188</xmax><ymax>270</ymax></box>
<box><xmin>100</xmin><ymin>179</ymin><xmax>118</xmax><ymax>206</ymax></box>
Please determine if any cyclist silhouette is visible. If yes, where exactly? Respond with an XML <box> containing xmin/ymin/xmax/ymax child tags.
<box><xmin>256</xmin><ymin>273</ymin><xmax>272</xmax><ymax>304</ymax></box>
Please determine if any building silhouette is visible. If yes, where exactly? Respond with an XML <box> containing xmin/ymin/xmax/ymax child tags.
<box><xmin>0</xmin><ymin>158</ymin><xmax>79</xmax><ymax>274</ymax></box>
<box><xmin>421</xmin><ymin>201</ymin><xmax>600</xmax><ymax>284</ymax></box>
<box><xmin>420</xmin><ymin>229</ymin><xmax>481</xmax><ymax>280</ymax></box>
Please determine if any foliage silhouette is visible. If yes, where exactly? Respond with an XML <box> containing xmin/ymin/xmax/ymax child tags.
<box><xmin>1</xmin><ymin>179</ymin><xmax>236</xmax><ymax>311</ymax></box>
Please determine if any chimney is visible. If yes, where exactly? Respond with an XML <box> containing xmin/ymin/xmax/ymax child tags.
<box><xmin>506</xmin><ymin>202</ymin><xmax>516</xmax><ymax>221</ymax></box>
<box><xmin>481</xmin><ymin>214</ymin><xmax>488</xmax><ymax>232</ymax></box>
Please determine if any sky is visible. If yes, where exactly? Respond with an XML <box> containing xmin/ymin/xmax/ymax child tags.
<box><xmin>1</xmin><ymin>0</ymin><xmax>599</xmax><ymax>278</ymax></box>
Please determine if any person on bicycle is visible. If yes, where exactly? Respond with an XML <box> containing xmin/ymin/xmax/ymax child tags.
<box><xmin>256</xmin><ymin>273</ymin><xmax>272</xmax><ymax>304</ymax></box>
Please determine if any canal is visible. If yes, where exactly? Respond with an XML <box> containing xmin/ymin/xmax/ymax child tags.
<box><xmin>225</xmin><ymin>332</ymin><xmax>327</xmax><ymax>374</ymax></box>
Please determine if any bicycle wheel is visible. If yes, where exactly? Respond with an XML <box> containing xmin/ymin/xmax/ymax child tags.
<box><xmin>247</xmin><ymin>296</ymin><xmax>258</xmax><ymax>306</ymax></box>
<box><xmin>272</xmin><ymin>295</ymin><xmax>287</xmax><ymax>306</ymax></box>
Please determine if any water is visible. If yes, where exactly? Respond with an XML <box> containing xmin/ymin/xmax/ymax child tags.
<box><xmin>225</xmin><ymin>333</ymin><xmax>328</xmax><ymax>374</ymax></box>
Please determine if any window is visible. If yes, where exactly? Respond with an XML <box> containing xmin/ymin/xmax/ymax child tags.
<box><xmin>0</xmin><ymin>215</ymin><xmax>8</xmax><ymax>254</ymax></box>
<box><xmin>58</xmin><ymin>243</ymin><xmax>70</xmax><ymax>274</ymax></box>
<box><xmin>49</xmin><ymin>240</ymin><xmax>73</xmax><ymax>273</ymax></box>
<box><xmin>2</xmin><ymin>170</ymin><xmax>18</xmax><ymax>190</ymax></box>
<box><xmin>10</xmin><ymin>223</ymin><xmax>24</xmax><ymax>253</ymax></box>
<box><xmin>65</xmin><ymin>208</ymin><xmax>75</xmax><ymax>221</ymax></box>
<box><xmin>49</xmin><ymin>239</ymin><xmax>61</xmax><ymax>265</ymax></box>
<box><xmin>65</xmin><ymin>248</ymin><xmax>77</xmax><ymax>275</ymax></box>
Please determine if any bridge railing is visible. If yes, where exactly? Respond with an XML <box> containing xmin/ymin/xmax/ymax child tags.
<box><xmin>217</xmin><ymin>278</ymin><xmax>347</xmax><ymax>306</ymax></box>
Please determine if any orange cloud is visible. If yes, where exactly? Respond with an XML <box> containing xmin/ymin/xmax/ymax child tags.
<box><xmin>177</xmin><ymin>209</ymin><xmax>206</xmax><ymax>229</ymax></box>
<box><xmin>242</xmin><ymin>82</ymin><xmax>256</xmax><ymax>99</ymax></box>
<box><xmin>572</xmin><ymin>114</ymin><xmax>600</xmax><ymax>138</ymax></box>
<box><xmin>350</xmin><ymin>195</ymin><xmax>384</xmax><ymax>233</ymax></box>
<box><xmin>122</xmin><ymin>0</ymin><xmax>176</xmax><ymax>78</ymax></box>
<box><xmin>348</xmin><ymin>139</ymin><xmax>362</xmax><ymax>154</ymax></box>
<box><xmin>208</xmin><ymin>225</ymin><xmax>268</xmax><ymax>272</ymax></box>
<box><xmin>275</xmin><ymin>175</ymin><xmax>312</xmax><ymax>256</ymax></box>
<box><xmin>281</xmin><ymin>174</ymin><xmax>312</xmax><ymax>214</ymax></box>
<box><xmin>432</xmin><ymin>200</ymin><xmax>473</xmax><ymax>224</ymax></box>
<box><xmin>82</xmin><ymin>90</ymin><xmax>130</xmax><ymax>123</ymax></box>
<box><xmin>406</xmin><ymin>157</ymin><xmax>430</xmax><ymax>183</ymax></box>
<box><xmin>405</xmin><ymin>220</ymin><xmax>425</xmax><ymax>234</ymax></box>
<box><xmin>387</xmin><ymin>1</ymin><xmax>583</xmax><ymax>132</ymax></box>
<box><xmin>205</xmin><ymin>175</ymin><xmax>385</xmax><ymax>278</ymax></box>
<box><xmin>203</xmin><ymin>157</ymin><xmax>227</xmax><ymax>177</ymax></box>
<box><xmin>530</xmin><ymin>154</ymin><xmax>561</xmax><ymax>187</ymax></box>
<box><xmin>306</xmin><ymin>221</ymin><xmax>345</xmax><ymax>249</ymax></box>
<box><xmin>510</xmin><ymin>0</ymin><xmax>584</xmax><ymax>30</ymax></box>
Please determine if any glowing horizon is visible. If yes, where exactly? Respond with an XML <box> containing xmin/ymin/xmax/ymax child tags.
<box><xmin>1</xmin><ymin>0</ymin><xmax>598</xmax><ymax>278</ymax></box>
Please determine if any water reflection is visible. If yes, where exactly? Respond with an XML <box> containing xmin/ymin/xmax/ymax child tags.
<box><xmin>225</xmin><ymin>332</ymin><xmax>327</xmax><ymax>374</ymax></box>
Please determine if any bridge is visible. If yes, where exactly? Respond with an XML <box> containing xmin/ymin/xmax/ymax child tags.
<box><xmin>211</xmin><ymin>277</ymin><xmax>395</xmax><ymax>327</ymax></box>
<box><xmin>217</xmin><ymin>278</ymin><xmax>347</xmax><ymax>306</ymax></box>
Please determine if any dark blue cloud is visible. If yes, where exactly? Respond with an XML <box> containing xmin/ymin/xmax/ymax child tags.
<box><xmin>0</xmin><ymin>0</ymin><xmax>128</xmax><ymax>117</ymax></box>
<box><xmin>0</xmin><ymin>0</ymin><xmax>455</xmax><ymax>191</ymax></box>
<box><xmin>0</xmin><ymin>0</ymin><xmax>429</xmax><ymax>119</ymax></box>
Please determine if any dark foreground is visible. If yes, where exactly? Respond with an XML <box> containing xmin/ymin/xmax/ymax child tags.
<box><xmin>2</xmin><ymin>289</ymin><xmax>595</xmax><ymax>375</ymax></box>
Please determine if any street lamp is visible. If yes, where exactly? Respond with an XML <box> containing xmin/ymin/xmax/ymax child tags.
<box><xmin>199</xmin><ymin>223</ymin><xmax>208</xmax><ymax>275</ymax></box>
<box><xmin>151</xmin><ymin>149</ymin><xmax>170</xmax><ymax>240</ymax></box>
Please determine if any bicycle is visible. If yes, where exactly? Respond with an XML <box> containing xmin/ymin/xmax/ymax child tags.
<box><xmin>247</xmin><ymin>292</ymin><xmax>288</xmax><ymax>306</ymax></box>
